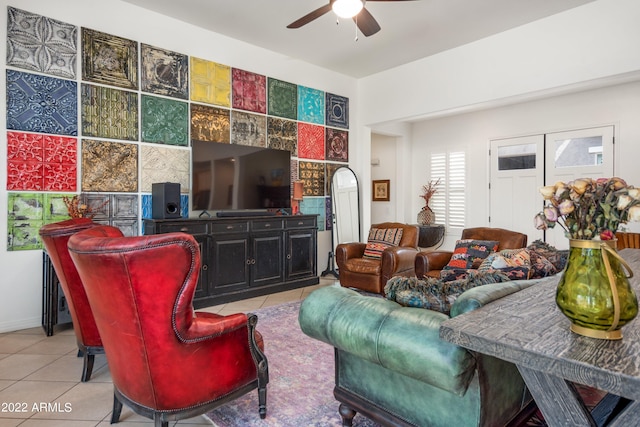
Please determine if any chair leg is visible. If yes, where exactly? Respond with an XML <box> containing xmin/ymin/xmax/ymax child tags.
<box><xmin>110</xmin><ymin>393</ymin><xmax>123</xmax><ymax>424</ymax></box>
<box><xmin>153</xmin><ymin>414</ymin><xmax>168</xmax><ymax>427</ymax></box>
<box><xmin>81</xmin><ymin>352</ymin><xmax>95</xmax><ymax>382</ymax></box>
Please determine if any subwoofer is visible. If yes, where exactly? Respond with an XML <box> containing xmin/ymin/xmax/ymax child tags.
<box><xmin>152</xmin><ymin>182</ymin><xmax>181</xmax><ymax>219</ymax></box>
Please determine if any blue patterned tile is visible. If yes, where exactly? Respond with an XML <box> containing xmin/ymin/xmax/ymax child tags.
<box><xmin>7</xmin><ymin>70</ymin><xmax>77</xmax><ymax>135</ymax></box>
<box><xmin>141</xmin><ymin>194</ymin><xmax>152</xmax><ymax>219</ymax></box>
<box><xmin>298</xmin><ymin>86</ymin><xmax>324</xmax><ymax>125</ymax></box>
<box><xmin>326</xmin><ymin>92</ymin><xmax>349</xmax><ymax>129</ymax></box>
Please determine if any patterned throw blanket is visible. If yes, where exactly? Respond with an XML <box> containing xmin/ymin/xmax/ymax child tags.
<box><xmin>384</xmin><ymin>270</ymin><xmax>511</xmax><ymax>315</ymax></box>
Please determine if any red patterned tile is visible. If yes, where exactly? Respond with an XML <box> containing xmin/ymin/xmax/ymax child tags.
<box><xmin>7</xmin><ymin>131</ymin><xmax>43</xmax><ymax>162</ymax></box>
<box><xmin>43</xmin><ymin>163</ymin><xmax>77</xmax><ymax>191</ymax></box>
<box><xmin>7</xmin><ymin>161</ymin><xmax>43</xmax><ymax>190</ymax></box>
<box><xmin>298</xmin><ymin>123</ymin><xmax>325</xmax><ymax>160</ymax></box>
<box><xmin>6</xmin><ymin>131</ymin><xmax>77</xmax><ymax>191</ymax></box>
<box><xmin>232</xmin><ymin>68</ymin><xmax>266</xmax><ymax>114</ymax></box>
<box><xmin>44</xmin><ymin>135</ymin><xmax>77</xmax><ymax>163</ymax></box>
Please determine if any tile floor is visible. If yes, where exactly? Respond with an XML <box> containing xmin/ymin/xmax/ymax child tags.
<box><xmin>0</xmin><ymin>278</ymin><xmax>336</xmax><ymax>427</ymax></box>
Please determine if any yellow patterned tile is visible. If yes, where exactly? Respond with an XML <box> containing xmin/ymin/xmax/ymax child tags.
<box><xmin>190</xmin><ymin>57</ymin><xmax>230</xmax><ymax>107</ymax></box>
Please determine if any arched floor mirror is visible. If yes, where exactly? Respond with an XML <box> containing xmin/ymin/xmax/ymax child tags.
<box><xmin>322</xmin><ymin>166</ymin><xmax>361</xmax><ymax>278</ymax></box>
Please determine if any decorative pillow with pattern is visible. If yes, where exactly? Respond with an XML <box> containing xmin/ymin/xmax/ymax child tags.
<box><xmin>444</xmin><ymin>239</ymin><xmax>499</xmax><ymax>270</ymax></box>
<box><xmin>478</xmin><ymin>248</ymin><xmax>532</xmax><ymax>280</ymax></box>
<box><xmin>363</xmin><ymin>227</ymin><xmax>403</xmax><ymax>259</ymax></box>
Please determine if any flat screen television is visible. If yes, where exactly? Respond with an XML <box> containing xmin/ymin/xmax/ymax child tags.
<box><xmin>191</xmin><ymin>140</ymin><xmax>291</xmax><ymax>213</ymax></box>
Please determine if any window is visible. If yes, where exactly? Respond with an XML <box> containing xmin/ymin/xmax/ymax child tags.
<box><xmin>430</xmin><ymin>151</ymin><xmax>466</xmax><ymax>230</ymax></box>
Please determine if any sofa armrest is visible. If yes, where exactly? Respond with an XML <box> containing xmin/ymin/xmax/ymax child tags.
<box><xmin>299</xmin><ymin>286</ymin><xmax>476</xmax><ymax>396</ymax></box>
<box><xmin>415</xmin><ymin>250</ymin><xmax>453</xmax><ymax>278</ymax></box>
<box><xmin>450</xmin><ymin>277</ymin><xmax>544</xmax><ymax>318</ymax></box>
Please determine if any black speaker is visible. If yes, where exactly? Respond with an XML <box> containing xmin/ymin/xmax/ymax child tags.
<box><xmin>152</xmin><ymin>182</ymin><xmax>181</xmax><ymax>219</ymax></box>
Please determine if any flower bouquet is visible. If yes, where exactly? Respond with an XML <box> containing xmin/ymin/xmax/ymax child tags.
<box><xmin>534</xmin><ymin>177</ymin><xmax>640</xmax><ymax>240</ymax></box>
<box><xmin>534</xmin><ymin>177</ymin><xmax>640</xmax><ymax>339</ymax></box>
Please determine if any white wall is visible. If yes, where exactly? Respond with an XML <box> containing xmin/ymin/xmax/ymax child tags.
<box><xmin>410</xmin><ymin>80</ymin><xmax>640</xmax><ymax>250</ymax></box>
<box><xmin>0</xmin><ymin>0</ymin><xmax>358</xmax><ymax>332</ymax></box>
<box><xmin>370</xmin><ymin>134</ymin><xmax>397</xmax><ymax>224</ymax></box>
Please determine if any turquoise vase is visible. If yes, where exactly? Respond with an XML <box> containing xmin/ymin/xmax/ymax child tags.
<box><xmin>556</xmin><ymin>239</ymin><xmax>638</xmax><ymax>340</ymax></box>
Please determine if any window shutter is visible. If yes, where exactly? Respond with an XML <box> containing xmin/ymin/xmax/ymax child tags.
<box><xmin>430</xmin><ymin>151</ymin><xmax>465</xmax><ymax>230</ymax></box>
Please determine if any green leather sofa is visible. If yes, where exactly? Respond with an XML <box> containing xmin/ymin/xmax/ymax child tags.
<box><xmin>298</xmin><ymin>282</ymin><xmax>540</xmax><ymax>427</ymax></box>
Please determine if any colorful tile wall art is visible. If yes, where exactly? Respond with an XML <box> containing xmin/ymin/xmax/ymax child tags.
<box><xmin>268</xmin><ymin>78</ymin><xmax>297</xmax><ymax>120</ymax></box>
<box><xmin>299</xmin><ymin>161</ymin><xmax>325</xmax><ymax>196</ymax></box>
<box><xmin>81</xmin><ymin>193</ymin><xmax>139</xmax><ymax>236</ymax></box>
<box><xmin>81</xmin><ymin>139</ymin><xmax>138</xmax><ymax>192</ymax></box>
<box><xmin>232</xmin><ymin>68</ymin><xmax>266</xmax><ymax>114</ymax></box>
<box><xmin>140</xmin><ymin>145</ymin><xmax>190</xmax><ymax>193</ymax></box>
<box><xmin>326</xmin><ymin>92</ymin><xmax>349</xmax><ymax>129</ymax></box>
<box><xmin>81</xmin><ymin>84</ymin><xmax>138</xmax><ymax>141</ymax></box>
<box><xmin>298</xmin><ymin>123</ymin><xmax>325</xmax><ymax>160</ymax></box>
<box><xmin>141</xmin><ymin>44</ymin><xmax>189</xmax><ymax>99</ymax></box>
<box><xmin>7</xmin><ymin>131</ymin><xmax>77</xmax><ymax>191</ymax></box>
<box><xmin>7</xmin><ymin>7</ymin><xmax>78</xmax><ymax>79</ymax></box>
<box><xmin>325</xmin><ymin>163</ymin><xmax>344</xmax><ymax>196</ymax></box>
<box><xmin>299</xmin><ymin>196</ymin><xmax>326</xmax><ymax>231</ymax></box>
<box><xmin>326</xmin><ymin>128</ymin><xmax>349</xmax><ymax>162</ymax></box>
<box><xmin>325</xmin><ymin>197</ymin><xmax>332</xmax><ymax>231</ymax></box>
<box><xmin>190</xmin><ymin>57</ymin><xmax>230</xmax><ymax>107</ymax></box>
<box><xmin>191</xmin><ymin>104</ymin><xmax>230</xmax><ymax>143</ymax></box>
<box><xmin>141</xmin><ymin>95</ymin><xmax>189</xmax><ymax>146</ymax></box>
<box><xmin>6</xmin><ymin>70</ymin><xmax>77</xmax><ymax>136</ymax></box>
<box><xmin>298</xmin><ymin>86</ymin><xmax>324</xmax><ymax>125</ymax></box>
<box><xmin>231</xmin><ymin>111</ymin><xmax>266</xmax><ymax>147</ymax></box>
<box><xmin>82</xmin><ymin>28</ymin><xmax>138</xmax><ymax>90</ymax></box>
<box><xmin>267</xmin><ymin>117</ymin><xmax>297</xmax><ymax>155</ymax></box>
<box><xmin>7</xmin><ymin>192</ymin><xmax>69</xmax><ymax>250</ymax></box>
<box><xmin>8</xmin><ymin>192</ymin><xmax>44</xmax><ymax>250</ymax></box>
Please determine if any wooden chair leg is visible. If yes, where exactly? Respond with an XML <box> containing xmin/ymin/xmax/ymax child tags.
<box><xmin>81</xmin><ymin>353</ymin><xmax>95</xmax><ymax>382</ymax></box>
<box><xmin>339</xmin><ymin>403</ymin><xmax>356</xmax><ymax>427</ymax></box>
<box><xmin>110</xmin><ymin>393</ymin><xmax>123</xmax><ymax>424</ymax></box>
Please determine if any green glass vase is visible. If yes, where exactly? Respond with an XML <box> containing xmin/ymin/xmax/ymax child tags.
<box><xmin>556</xmin><ymin>239</ymin><xmax>638</xmax><ymax>340</ymax></box>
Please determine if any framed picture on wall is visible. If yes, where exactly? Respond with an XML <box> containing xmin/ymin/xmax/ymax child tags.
<box><xmin>372</xmin><ymin>180</ymin><xmax>390</xmax><ymax>201</ymax></box>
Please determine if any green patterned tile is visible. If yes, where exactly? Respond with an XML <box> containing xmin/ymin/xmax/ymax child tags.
<box><xmin>268</xmin><ymin>78</ymin><xmax>297</xmax><ymax>120</ymax></box>
<box><xmin>141</xmin><ymin>95</ymin><xmax>189</xmax><ymax>146</ymax></box>
<box><xmin>81</xmin><ymin>84</ymin><xmax>138</xmax><ymax>141</ymax></box>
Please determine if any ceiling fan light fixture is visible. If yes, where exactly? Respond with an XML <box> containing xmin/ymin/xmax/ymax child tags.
<box><xmin>332</xmin><ymin>0</ymin><xmax>363</xmax><ymax>19</ymax></box>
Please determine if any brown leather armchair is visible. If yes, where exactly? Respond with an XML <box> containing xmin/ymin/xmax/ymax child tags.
<box><xmin>39</xmin><ymin>218</ymin><xmax>103</xmax><ymax>382</ymax></box>
<box><xmin>416</xmin><ymin>227</ymin><xmax>528</xmax><ymax>278</ymax></box>
<box><xmin>336</xmin><ymin>222</ymin><xmax>419</xmax><ymax>294</ymax></box>
<box><xmin>68</xmin><ymin>226</ymin><xmax>269</xmax><ymax>426</ymax></box>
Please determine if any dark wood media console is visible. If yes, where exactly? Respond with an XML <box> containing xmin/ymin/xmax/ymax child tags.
<box><xmin>144</xmin><ymin>215</ymin><xmax>319</xmax><ymax>309</ymax></box>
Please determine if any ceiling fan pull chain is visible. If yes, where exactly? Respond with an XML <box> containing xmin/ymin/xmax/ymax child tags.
<box><xmin>354</xmin><ymin>15</ymin><xmax>359</xmax><ymax>41</ymax></box>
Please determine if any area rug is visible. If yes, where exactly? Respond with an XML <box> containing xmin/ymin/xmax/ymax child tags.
<box><xmin>205</xmin><ymin>300</ymin><xmax>602</xmax><ymax>427</ymax></box>
<box><xmin>206</xmin><ymin>300</ymin><xmax>378</xmax><ymax>427</ymax></box>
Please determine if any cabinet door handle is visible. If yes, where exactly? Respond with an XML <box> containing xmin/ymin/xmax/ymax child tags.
<box><xmin>251</xmin><ymin>259</ymin><xmax>256</xmax><ymax>265</ymax></box>
<box><xmin>287</xmin><ymin>254</ymin><xmax>291</xmax><ymax>259</ymax></box>
<box><xmin>246</xmin><ymin>259</ymin><xmax>251</xmax><ymax>265</ymax></box>
<box><xmin>226</xmin><ymin>225</ymin><xmax>234</xmax><ymax>230</ymax></box>
<box><xmin>298</xmin><ymin>221</ymin><xmax>304</xmax><ymax>225</ymax></box>
<box><xmin>180</xmin><ymin>227</ymin><xmax>188</xmax><ymax>232</ymax></box>
<box><xmin>265</xmin><ymin>224</ymin><xmax>271</xmax><ymax>227</ymax></box>
<box><xmin>202</xmin><ymin>264</ymin><xmax>208</xmax><ymax>271</ymax></box>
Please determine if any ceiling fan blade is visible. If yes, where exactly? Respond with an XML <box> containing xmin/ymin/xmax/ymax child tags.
<box><xmin>353</xmin><ymin>8</ymin><xmax>381</xmax><ymax>37</ymax></box>
<box><xmin>366</xmin><ymin>0</ymin><xmax>417</xmax><ymax>2</ymax></box>
<box><xmin>287</xmin><ymin>3</ymin><xmax>333</xmax><ymax>29</ymax></box>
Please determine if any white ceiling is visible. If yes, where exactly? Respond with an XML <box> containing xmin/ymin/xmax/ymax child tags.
<box><xmin>122</xmin><ymin>0</ymin><xmax>595</xmax><ymax>78</ymax></box>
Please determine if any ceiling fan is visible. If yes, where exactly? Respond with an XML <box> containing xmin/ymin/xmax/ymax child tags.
<box><xmin>287</xmin><ymin>0</ymin><xmax>415</xmax><ymax>37</ymax></box>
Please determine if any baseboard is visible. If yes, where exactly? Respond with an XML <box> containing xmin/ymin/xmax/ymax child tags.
<box><xmin>0</xmin><ymin>316</ymin><xmax>40</xmax><ymax>334</ymax></box>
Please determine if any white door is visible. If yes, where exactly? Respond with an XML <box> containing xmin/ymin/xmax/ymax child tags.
<box><xmin>490</xmin><ymin>135</ymin><xmax>545</xmax><ymax>245</ymax></box>
<box><xmin>544</xmin><ymin>126</ymin><xmax>615</xmax><ymax>249</ymax></box>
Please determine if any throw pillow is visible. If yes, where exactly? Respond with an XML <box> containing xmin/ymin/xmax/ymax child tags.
<box><xmin>478</xmin><ymin>248</ymin><xmax>532</xmax><ymax>280</ymax></box>
<box><xmin>444</xmin><ymin>239</ymin><xmax>499</xmax><ymax>270</ymax></box>
<box><xmin>385</xmin><ymin>270</ymin><xmax>511</xmax><ymax>315</ymax></box>
<box><xmin>363</xmin><ymin>227</ymin><xmax>403</xmax><ymax>259</ymax></box>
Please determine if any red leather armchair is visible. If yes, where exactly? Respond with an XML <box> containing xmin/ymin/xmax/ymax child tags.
<box><xmin>416</xmin><ymin>227</ymin><xmax>528</xmax><ymax>278</ymax></box>
<box><xmin>67</xmin><ymin>226</ymin><xmax>268</xmax><ymax>426</ymax></box>
<box><xmin>39</xmin><ymin>218</ymin><xmax>103</xmax><ymax>382</ymax></box>
<box><xmin>336</xmin><ymin>222</ymin><xmax>419</xmax><ymax>294</ymax></box>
